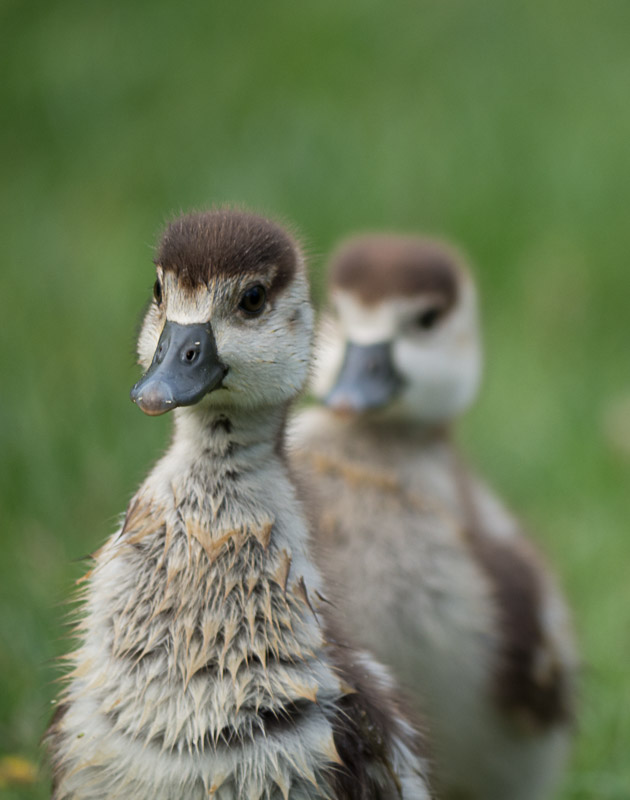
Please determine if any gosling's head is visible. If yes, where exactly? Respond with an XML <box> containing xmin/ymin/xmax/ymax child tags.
<box><xmin>313</xmin><ymin>234</ymin><xmax>482</xmax><ymax>423</ymax></box>
<box><xmin>131</xmin><ymin>209</ymin><xmax>313</xmax><ymax>416</ymax></box>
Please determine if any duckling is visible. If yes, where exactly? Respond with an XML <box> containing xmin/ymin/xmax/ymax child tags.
<box><xmin>45</xmin><ymin>212</ymin><xmax>433</xmax><ymax>800</ymax></box>
<box><xmin>290</xmin><ymin>234</ymin><xmax>577</xmax><ymax>800</ymax></box>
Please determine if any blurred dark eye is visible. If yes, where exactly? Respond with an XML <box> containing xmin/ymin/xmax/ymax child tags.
<box><xmin>153</xmin><ymin>279</ymin><xmax>163</xmax><ymax>306</ymax></box>
<box><xmin>239</xmin><ymin>285</ymin><xmax>267</xmax><ymax>315</ymax></box>
<box><xmin>416</xmin><ymin>307</ymin><xmax>443</xmax><ymax>330</ymax></box>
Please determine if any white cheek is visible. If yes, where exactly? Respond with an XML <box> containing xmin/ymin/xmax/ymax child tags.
<box><xmin>394</xmin><ymin>333</ymin><xmax>483</xmax><ymax>421</ymax></box>
<box><xmin>212</xmin><ymin>299</ymin><xmax>313</xmax><ymax>407</ymax></box>
<box><xmin>394</xmin><ymin>276</ymin><xmax>483</xmax><ymax>421</ymax></box>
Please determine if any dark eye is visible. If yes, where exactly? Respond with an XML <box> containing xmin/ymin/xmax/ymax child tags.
<box><xmin>153</xmin><ymin>279</ymin><xmax>163</xmax><ymax>306</ymax></box>
<box><xmin>239</xmin><ymin>285</ymin><xmax>267</xmax><ymax>315</ymax></box>
<box><xmin>416</xmin><ymin>307</ymin><xmax>443</xmax><ymax>330</ymax></box>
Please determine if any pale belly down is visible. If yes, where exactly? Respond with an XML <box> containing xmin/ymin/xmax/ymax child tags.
<box><xmin>314</xmin><ymin>484</ymin><xmax>570</xmax><ymax>800</ymax></box>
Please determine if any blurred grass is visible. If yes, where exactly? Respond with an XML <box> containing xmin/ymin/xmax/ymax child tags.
<box><xmin>1</xmin><ymin>0</ymin><xmax>629</xmax><ymax>796</ymax></box>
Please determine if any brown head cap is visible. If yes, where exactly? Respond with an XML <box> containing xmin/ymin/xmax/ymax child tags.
<box><xmin>329</xmin><ymin>234</ymin><xmax>464</xmax><ymax>308</ymax></box>
<box><xmin>155</xmin><ymin>209</ymin><xmax>299</xmax><ymax>294</ymax></box>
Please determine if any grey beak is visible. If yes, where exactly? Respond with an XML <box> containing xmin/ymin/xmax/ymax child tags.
<box><xmin>130</xmin><ymin>321</ymin><xmax>227</xmax><ymax>416</ymax></box>
<box><xmin>325</xmin><ymin>341</ymin><xmax>403</xmax><ymax>413</ymax></box>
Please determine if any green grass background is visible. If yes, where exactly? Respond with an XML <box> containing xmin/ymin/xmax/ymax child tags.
<box><xmin>1</xmin><ymin>0</ymin><xmax>629</xmax><ymax>796</ymax></box>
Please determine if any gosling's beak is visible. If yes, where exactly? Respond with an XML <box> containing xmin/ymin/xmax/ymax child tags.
<box><xmin>325</xmin><ymin>341</ymin><xmax>403</xmax><ymax>413</ymax></box>
<box><xmin>130</xmin><ymin>321</ymin><xmax>227</xmax><ymax>416</ymax></box>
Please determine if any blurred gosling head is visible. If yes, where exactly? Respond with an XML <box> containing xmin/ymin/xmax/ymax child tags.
<box><xmin>131</xmin><ymin>209</ymin><xmax>313</xmax><ymax>417</ymax></box>
<box><xmin>313</xmin><ymin>234</ymin><xmax>482</xmax><ymax>423</ymax></box>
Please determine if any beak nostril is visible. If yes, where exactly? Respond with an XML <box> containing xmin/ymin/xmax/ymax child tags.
<box><xmin>133</xmin><ymin>322</ymin><xmax>226</xmax><ymax>414</ymax></box>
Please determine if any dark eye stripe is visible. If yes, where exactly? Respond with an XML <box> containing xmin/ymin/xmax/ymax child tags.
<box><xmin>416</xmin><ymin>307</ymin><xmax>443</xmax><ymax>329</ymax></box>
<box><xmin>153</xmin><ymin>279</ymin><xmax>163</xmax><ymax>306</ymax></box>
<box><xmin>238</xmin><ymin>285</ymin><xmax>267</xmax><ymax>315</ymax></box>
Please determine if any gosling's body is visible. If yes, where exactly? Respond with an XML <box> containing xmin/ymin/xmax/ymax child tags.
<box><xmin>46</xmin><ymin>213</ymin><xmax>430</xmax><ymax>800</ymax></box>
<box><xmin>293</xmin><ymin>412</ymin><xmax>573</xmax><ymax>800</ymax></box>
<box><xmin>291</xmin><ymin>235</ymin><xmax>576</xmax><ymax>800</ymax></box>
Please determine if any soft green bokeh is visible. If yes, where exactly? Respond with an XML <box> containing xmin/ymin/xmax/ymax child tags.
<box><xmin>1</xmin><ymin>1</ymin><xmax>629</xmax><ymax>797</ymax></box>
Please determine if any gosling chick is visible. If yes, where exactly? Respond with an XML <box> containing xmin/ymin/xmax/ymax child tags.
<box><xmin>46</xmin><ymin>213</ymin><xmax>432</xmax><ymax>799</ymax></box>
<box><xmin>291</xmin><ymin>234</ymin><xmax>577</xmax><ymax>800</ymax></box>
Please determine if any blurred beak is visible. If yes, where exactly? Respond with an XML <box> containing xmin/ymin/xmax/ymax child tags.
<box><xmin>130</xmin><ymin>321</ymin><xmax>227</xmax><ymax>416</ymax></box>
<box><xmin>325</xmin><ymin>341</ymin><xmax>402</xmax><ymax>413</ymax></box>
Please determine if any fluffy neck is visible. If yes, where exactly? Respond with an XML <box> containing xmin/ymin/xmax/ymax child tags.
<box><xmin>54</xmin><ymin>394</ymin><xmax>345</xmax><ymax>799</ymax></box>
<box><xmin>172</xmin><ymin>402</ymin><xmax>286</xmax><ymax>469</ymax></box>
<box><xmin>130</xmin><ymin>400</ymin><xmax>299</xmax><ymax>558</ymax></box>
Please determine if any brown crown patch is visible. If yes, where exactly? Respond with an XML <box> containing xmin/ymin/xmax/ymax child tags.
<box><xmin>155</xmin><ymin>209</ymin><xmax>299</xmax><ymax>294</ymax></box>
<box><xmin>329</xmin><ymin>234</ymin><xmax>463</xmax><ymax>308</ymax></box>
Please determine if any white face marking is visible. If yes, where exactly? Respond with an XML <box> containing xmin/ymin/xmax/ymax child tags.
<box><xmin>312</xmin><ymin>273</ymin><xmax>483</xmax><ymax>422</ymax></box>
<box><xmin>161</xmin><ymin>269</ymin><xmax>215</xmax><ymax>325</ymax></box>
<box><xmin>332</xmin><ymin>291</ymin><xmax>424</xmax><ymax>345</ymax></box>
